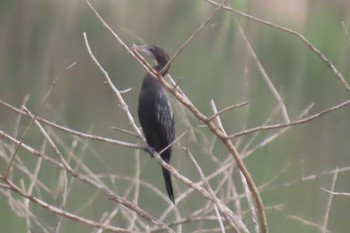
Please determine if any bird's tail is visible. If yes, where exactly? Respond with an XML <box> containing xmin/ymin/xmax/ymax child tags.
<box><xmin>162</xmin><ymin>167</ymin><xmax>175</xmax><ymax>204</ymax></box>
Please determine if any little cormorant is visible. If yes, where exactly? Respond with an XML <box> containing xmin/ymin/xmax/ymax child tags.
<box><xmin>135</xmin><ymin>45</ymin><xmax>176</xmax><ymax>203</ymax></box>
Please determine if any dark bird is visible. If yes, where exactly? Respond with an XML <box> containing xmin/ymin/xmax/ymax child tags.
<box><xmin>135</xmin><ymin>45</ymin><xmax>176</xmax><ymax>203</ymax></box>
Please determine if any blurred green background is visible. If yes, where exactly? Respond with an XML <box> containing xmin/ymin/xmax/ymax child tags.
<box><xmin>0</xmin><ymin>0</ymin><xmax>350</xmax><ymax>232</ymax></box>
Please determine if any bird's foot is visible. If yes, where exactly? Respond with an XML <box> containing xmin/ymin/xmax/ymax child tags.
<box><xmin>145</xmin><ymin>146</ymin><xmax>156</xmax><ymax>158</ymax></box>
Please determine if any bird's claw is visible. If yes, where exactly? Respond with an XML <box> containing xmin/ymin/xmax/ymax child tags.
<box><xmin>145</xmin><ymin>146</ymin><xmax>156</xmax><ymax>157</ymax></box>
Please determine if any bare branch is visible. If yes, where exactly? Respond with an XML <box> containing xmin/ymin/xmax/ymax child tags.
<box><xmin>5</xmin><ymin>79</ymin><xmax>56</xmax><ymax>178</ymax></box>
<box><xmin>0</xmin><ymin>98</ymin><xmax>143</xmax><ymax>150</ymax></box>
<box><xmin>321</xmin><ymin>188</ymin><xmax>350</xmax><ymax>196</ymax></box>
<box><xmin>240</xmin><ymin>171</ymin><xmax>258</xmax><ymax>233</ymax></box>
<box><xmin>111</xmin><ymin>127</ymin><xmax>141</xmax><ymax>138</ymax></box>
<box><xmin>83</xmin><ymin>32</ymin><xmax>144</xmax><ymax>141</ymax></box>
<box><xmin>230</xmin><ymin>99</ymin><xmax>350</xmax><ymax>138</ymax></box>
<box><xmin>1</xmin><ymin>178</ymin><xmax>134</xmax><ymax>233</ymax></box>
<box><xmin>208</xmin><ymin>101</ymin><xmax>248</xmax><ymax>122</ymax></box>
<box><xmin>235</xmin><ymin>20</ymin><xmax>290</xmax><ymax>123</ymax></box>
<box><xmin>342</xmin><ymin>21</ymin><xmax>350</xmax><ymax>47</ymax></box>
<box><xmin>288</xmin><ymin>215</ymin><xmax>331</xmax><ymax>233</ymax></box>
<box><xmin>160</xmin><ymin>0</ymin><xmax>229</xmax><ymax>74</ymax></box>
<box><xmin>322</xmin><ymin>168</ymin><xmax>339</xmax><ymax>233</ymax></box>
<box><xmin>183</xmin><ymin>147</ymin><xmax>248</xmax><ymax>232</ymax></box>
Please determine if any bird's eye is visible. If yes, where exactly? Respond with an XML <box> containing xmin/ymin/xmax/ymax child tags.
<box><xmin>149</xmin><ymin>47</ymin><xmax>155</xmax><ymax>52</ymax></box>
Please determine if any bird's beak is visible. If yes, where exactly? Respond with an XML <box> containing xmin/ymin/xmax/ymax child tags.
<box><xmin>133</xmin><ymin>44</ymin><xmax>152</xmax><ymax>56</ymax></box>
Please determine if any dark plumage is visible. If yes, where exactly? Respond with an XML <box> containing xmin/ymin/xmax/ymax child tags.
<box><xmin>135</xmin><ymin>45</ymin><xmax>175</xmax><ymax>203</ymax></box>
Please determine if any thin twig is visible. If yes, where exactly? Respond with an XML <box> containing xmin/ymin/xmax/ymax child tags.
<box><xmin>83</xmin><ymin>32</ymin><xmax>144</xmax><ymax>140</ymax></box>
<box><xmin>342</xmin><ymin>21</ymin><xmax>350</xmax><ymax>47</ymax></box>
<box><xmin>158</xmin><ymin>129</ymin><xmax>189</xmax><ymax>156</ymax></box>
<box><xmin>322</xmin><ymin>168</ymin><xmax>338</xmax><ymax>233</ymax></box>
<box><xmin>111</xmin><ymin>127</ymin><xmax>140</xmax><ymax>138</ymax></box>
<box><xmin>4</xmin><ymin>79</ymin><xmax>56</xmax><ymax>178</ymax></box>
<box><xmin>119</xmin><ymin>88</ymin><xmax>132</xmax><ymax>94</ymax></box>
<box><xmin>10</xmin><ymin>95</ymin><xmax>30</xmax><ymax>155</ymax></box>
<box><xmin>240</xmin><ymin>100</ymin><xmax>285</xmax><ymax>155</ymax></box>
<box><xmin>288</xmin><ymin>215</ymin><xmax>331</xmax><ymax>233</ymax></box>
<box><xmin>242</xmin><ymin>103</ymin><xmax>314</xmax><ymax>158</ymax></box>
<box><xmin>23</xmin><ymin>106</ymin><xmax>71</xmax><ymax>170</ymax></box>
<box><xmin>0</xmin><ymin>98</ymin><xmax>143</xmax><ymax>150</ymax></box>
<box><xmin>160</xmin><ymin>0</ymin><xmax>229</xmax><ymax>74</ymax></box>
<box><xmin>0</xmin><ymin>178</ymin><xmax>133</xmax><ymax>233</ymax></box>
<box><xmin>235</xmin><ymin>19</ymin><xmax>290</xmax><ymax>123</ymax></box>
<box><xmin>231</xmin><ymin>99</ymin><xmax>350</xmax><ymax>138</ymax></box>
<box><xmin>129</xmin><ymin>149</ymin><xmax>141</xmax><ymax>231</ymax></box>
<box><xmin>24</xmin><ymin>142</ymin><xmax>45</xmax><ymax>233</ymax></box>
<box><xmin>183</xmin><ymin>146</ymin><xmax>248</xmax><ymax>233</ymax></box>
<box><xmin>213</xmin><ymin>205</ymin><xmax>226</xmax><ymax>233</ymax></box>
<box><xmin>208</xmin><ymin>101</ymin><xmax>248</xmax><ymax>122</ymax></box>
<box><xmin>240</xmin><ymin>171</ymin><xmax>258</xmax><ymax>233</ymax></box>
<box><xmin>321</xmin><ymin>188</ymin><xmax>350</xmax><ymax>196</ymax></box>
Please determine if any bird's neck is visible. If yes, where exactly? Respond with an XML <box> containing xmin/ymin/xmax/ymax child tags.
<box><xmin>154</xmin><ymin>63</ymin><xmax>169</xmax><ymax>76</ymax></box>
<box><xmin>153</xmin><ymin>54</ymin><xmax>170</xmax><ymax>75</ymax></box>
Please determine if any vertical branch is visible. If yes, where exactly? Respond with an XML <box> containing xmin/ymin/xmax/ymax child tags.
<box><xmin>4</xmin><ymin>81</ymin><xmax>56</xmax><ymax>178</ymax></box>
<box><xmin>235</xmin><ymin>20</ymin><xmax>290</xmax><ymax>123</ymax></box>
<box><xmin>24</xmin><ymin>142</ymin><xmax>45</xmax><ymax>233</ymax></box>
<box><xmin>322</xmin><ymin>168</ymin><xmax>339</xmax><ymax>233</ymax></box>
<box><xmin>83</xmin><ymin>32</ymin><xmax>144</xmax><ymax>140</ymax></box>
<box><xmin>342</xmin><ymin>21</ymin><xmax>350</xmax><ymax>47</ymax></box>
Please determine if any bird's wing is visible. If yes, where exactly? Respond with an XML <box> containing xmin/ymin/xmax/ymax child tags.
<box><xmin>154</xmin><ymin>90</ymin><xmax>175</xmax><ymax>150</ymax></box>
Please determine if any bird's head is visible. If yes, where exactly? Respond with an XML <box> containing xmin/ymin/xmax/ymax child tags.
<box><xmin>133</xmin><ymin>44</ymin><xmax>170</xmax><ymax>74</ymax></box>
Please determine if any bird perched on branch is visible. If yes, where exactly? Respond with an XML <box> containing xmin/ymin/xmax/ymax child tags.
<box><xmin>134</xmin><ymin>44</ymin><xmax>176</xmax><ymax>203</ymax></box>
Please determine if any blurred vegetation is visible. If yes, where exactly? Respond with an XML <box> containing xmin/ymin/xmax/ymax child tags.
<box><xmin>0</xmin><ymin>0</ymin><xmax>350</xmax><ymax>232</ymax></box>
